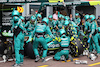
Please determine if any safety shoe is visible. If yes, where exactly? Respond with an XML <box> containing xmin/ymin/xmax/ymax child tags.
<box><xmin>35</xmin><ymin>55</ymin><xmax>40</xmax><ymax>62</ymax></box>
<box><xmin>60</xmin><ymin>55</ymin><xmax>66</xmax><ymax>62</ymax></box>
<box><xmin>97</xmin><ymin>53</ymin><xmax>100</xmax><ymax>56</ymax></box>
<box><xmin>42</xmin><ymin>58</ymin><xmax>45</xmax><ymax>62</ymax></box>
<box><xmin>19</xmin><ymin>62</ymin><xmax>23</xmax><ymax>66</ymax></box>
<box><xmin>68</xmin><ymin>54</ymin><xmax>73</xmax><ymax>62</ymax></box>
<box><xmin>12</xmin><ymin>63</ymin><xmax>20</xmax><ymax>67</ymax></box>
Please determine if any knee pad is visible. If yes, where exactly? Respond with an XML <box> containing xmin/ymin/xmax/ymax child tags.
<box><xmin>19</xmin><ymin>50</ymin><xmax>24</xmax><ymax>55</ymax></box>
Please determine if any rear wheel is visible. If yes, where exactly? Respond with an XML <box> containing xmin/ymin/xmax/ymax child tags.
<box><xmin>25</xmin><ymin>42</ymin><xmax>44</xmax><ymax>59</ymax></box>
<box><xmin>25</xmin><ymin>42</ymin><xmax>35</xmax><ymax>59</ymax></box>
<box><xmin>79</xmin><ymin>36</ymin><xmax>88</xmax><ymax>48</ymax></box>
<box><xmin>0</xmin><ymin>42</ymin><xmax>5</xmax><ymax>55</ymax></box>
<box><xmin>70</xmin><ymin>38</ymin><xmax>85</xmax><ymax>57</ymax></box>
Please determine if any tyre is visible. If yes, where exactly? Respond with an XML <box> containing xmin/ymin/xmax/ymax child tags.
<box><xmin>6</xmin><ymin>43</ymin><xmax>13</xmax><ymax>59</ymax></box>
<box><xmin>69</xmin><ymin>38</ymin><xmax>85</xmax><ymax>57</ymax></box>
<box><xmin>25</xmin><ymin>42</ymin><xmax>47</xmax><ymax>59</ymax></box>
<box><xmin>0</xmin><ymin>43</ymin><xmax>5</xmax><ymax>54</ymax></box>
<box><xmin>25</xmin><ymin>42</ymin><xmax>35</xmax><ymax>59</ymax></box>
<box><xmin>79</xmin><ymin>35</ymin><xmax>88</xmax><ymax>48</ymax></box>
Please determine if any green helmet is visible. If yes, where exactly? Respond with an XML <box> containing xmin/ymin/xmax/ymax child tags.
<box><xmin>58</xmin><ymin>14</ymin><xmax>62</xmax><ymax>18</ymax></box>
<box><xmin>58</xmin><ymin>11</ymin><xmax>60</xmax><ymax>15</ymax></box>
<box><xmin>75</xmin><ymin>13</ymin><xmax>79</xmax><ymax>16</ymax></box>
<box><xmin>42</xmin><ymin>17</ymin><xmax>49</xmax><ymax>25</ymax></box>
<box><xmin>98</xmin><ymin>27</ymin><xmax>100</xmax><ymax>32</ymax></box>
<box><xmin>48</xmin><ymin>15</ymin><xmax>53</xmax><ymax>19</ymax></box>
<box><xmin>90</xmin><ymin>15</ymin><xmax>95</xmax><ymax>21</ymax></box>
<box><xmin>64</xmin><ymin>20</ymin><xmax>69</xmax><ymax>26</ymax></box>
<box><xmin>64</xmin><ymin>16</ymin><xmax>69</xmax><ymax>20</ymax></box>
<box><xmin>71</xmin><ymin>21</ymin><xmax>78</xmax><ymax>27</ymax></box>
<box><xmin>31</xmin><ymin>15</ymin><xmax>36</xmax><ymax>21</ymax></box>
<box><xmin>37</xmin><ymin>13</ymin><xmax>42</xmax><ymax>18</ymax></box>
<box><xmin>84</xmin><ymin>14</ymin><xmax>89</xmax><ymax>20</ymax></box>
<box><xmin>59</xmin><ymin>29</ymin><xmax>66</xmax><ymax>36</ymax></box>
<box><xmin>12</xmin><ymin>9</ymin><xmax>20</xmax><ymax>17</ymax></box>
<box><xmin>19</xmin><ymin>16</ymin><xmax>25</xmax><ymax>20</ymax></box>
<box><xmin>13</xmin><ymin>16</ymin><xmax>19</xmax><ymax>21</ymax></box>
<box><xmin>61</xmin><ymin>15</ymin><xmax>65</xmax><ymax>19</ymax></box>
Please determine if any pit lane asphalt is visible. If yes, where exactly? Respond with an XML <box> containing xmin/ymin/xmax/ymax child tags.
<box><xmin>0</xmin><ymin>55</ymin><xmax>100</xmax><ymax>67</ymax></box>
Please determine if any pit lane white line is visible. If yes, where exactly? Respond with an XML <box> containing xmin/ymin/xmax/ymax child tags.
<box><xmin>45</xmin><ymin>57</ymin><xmax>53</xmax><ymax>62</ymax></box>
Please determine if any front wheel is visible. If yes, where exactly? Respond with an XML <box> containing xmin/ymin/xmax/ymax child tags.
<box><xmin>25</xmin><ymin>42</ymin><xmax>35</xmax><ymax>59</ymax></box>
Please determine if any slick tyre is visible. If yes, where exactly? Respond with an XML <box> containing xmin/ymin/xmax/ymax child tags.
<box><xmin>79</xmin><ymin>36</ymin><xmax>88</xmax><ymax>48</ymax></box>
<box><xmin>26</xmin><ymin>42</ymin><xmax>35</xmax><ymax>59</ymax></box>
<box><xmin>0</xmin><ymin>42</ymin><xmax>5</xmax><ymax>55</ymax></box>
<box><xmin>70</xmin><ymin>38</ymin><xmax>85</xmax><ymax>57</ymax></box>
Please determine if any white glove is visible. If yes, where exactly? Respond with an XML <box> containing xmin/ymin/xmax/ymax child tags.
<box><xmin>24</xmin><ymin>31</ymin><xmax>28</xmax><ymax>35</ymax></box>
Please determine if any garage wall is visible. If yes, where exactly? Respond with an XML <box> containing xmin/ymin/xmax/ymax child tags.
<box><xmin>76</xmin><ymin>6</ymin><xmax>96</xmax><ymax>15</ymax></box>
<box><xmin>0</xmin><ymin>11</ymin><xmax>2</xmax><ymax>26</ymax></box>
<box><xmin>94</xmin><ymin>5</ymin><xmax>100</xmax><ymax>19</ymax></box>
